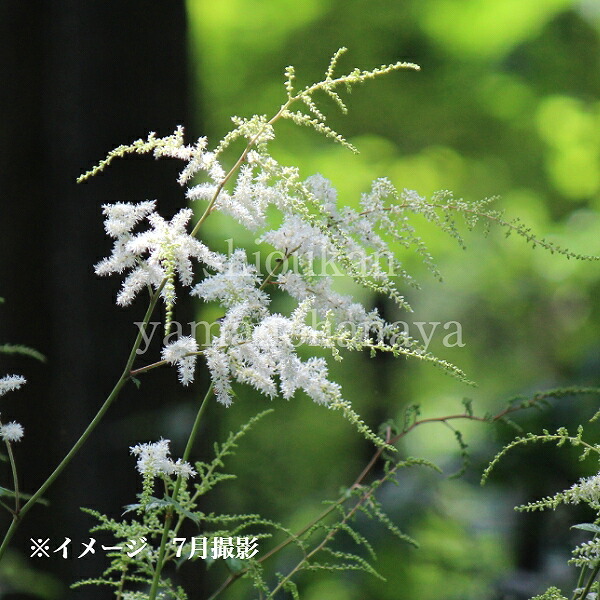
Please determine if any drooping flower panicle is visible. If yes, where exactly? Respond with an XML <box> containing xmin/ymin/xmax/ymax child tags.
<box><xmin>161</xmin><ymin>336</ymin><xmax>199</xmax><ymax>386</ymax></box>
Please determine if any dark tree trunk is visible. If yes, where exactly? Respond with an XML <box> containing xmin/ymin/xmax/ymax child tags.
<box><xmin>0</xmin><ymin>3</ymin><xmax>197</xmax><ymax>597</ymax></box>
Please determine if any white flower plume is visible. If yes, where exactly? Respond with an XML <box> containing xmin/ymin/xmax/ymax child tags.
<box><xmin>0</xmin><ymin>421</ymin><xmax>24</xmax><ymax>443</ymax></box>
<box><xmin>96</xmin><ymin>203</ymin><xmax>224</xmax><ymax>307</ymax></box>
<box><xmin>161</xmin><ymin>336</ymin><xmax>199</xmax><ymax>386</ymax></box>
<box><xmin>259</xmin><ymin>214</ymin><xmax>332</xmax><ymax>260</ymax></box>
<box><xmin>0</xmin><ymin>376</ymin><xmax>26</xmax><ymax>443</ymax></box>
<box><xmin>191</xmin><ymin>249</ymin><xmax>268</xmax><ymax>309</ymax></box>
<box><xmin>205</xmin><ymin>295</ymin><xmax>341</xmax><ymax>407</ymax></box>
<box><xmin>566</xmin><ymin>474</ymin><xmax>600</xmax><ymax>505</ymax></box>
<box><xmin>130</xmin><ymin>438</ymin><xmax>196</xmax><ymax>479</ymax></box>
<box><xmin>101</xmin><ymin>200</ymin><xmax>156</xmax><ymax>238</ymax></box>
<box><xmin>0</xmin><ymin>375</ymin><xmax>26</xmax><ymax>397</ymax></box>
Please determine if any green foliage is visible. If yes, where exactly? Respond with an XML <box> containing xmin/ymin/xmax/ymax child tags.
<box><xmin>483</xmin><ymin>388</ymin><xmax>600</xmax><ymax>598</ymax></box>
<box><xmin>74</xmin><ymin>405</ymin><xmax>434</xmax><ymax>599</ymax></box>
<box><xmin>3</xmin><ymin>3</ymin><xmax>598</xmax><ymax>596</ymax></box>
<box><xmin>530</xmin><ymin>587</ymin><xmax>569</xmax><ymax>600</ymax></box>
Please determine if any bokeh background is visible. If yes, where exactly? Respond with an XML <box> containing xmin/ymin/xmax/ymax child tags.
<box><xmin>1</xmin><ymin>1</ymin><xmax>600</xmax><ymax>599</ymax></box>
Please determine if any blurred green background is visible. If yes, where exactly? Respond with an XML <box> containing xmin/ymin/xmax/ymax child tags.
<box><xmin>184</xmin><ymin>1</ymin><xmax>600</xmax><ymax>599</ymax></box>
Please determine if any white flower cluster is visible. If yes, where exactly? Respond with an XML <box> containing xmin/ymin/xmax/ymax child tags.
<box><xmin>204</xmin><ymin>321</ymin><xmax>341</xmax><ymax>408</ymax></box>
<box><xmin>0</xmin><ymin>375</ymin><xmax>26</xmax><ymax>443</ymax></box>
<box><xmin>260</xmin><ymin>214</ymin><xmax>332</xmax><ymax>259</ymax></box>
<box><xmin>130</xmin><ymin>438</ymin><xmax>196</xmax><ymax>479</ymax></box>
<box><xmin>189</xmin><ymin>163</ymin><xmax>280</xmax><ymax>232</ymax></box>
<box><xmin>91</xmin><ymin>102</ymin><xmax>465</xmax><ymax>410</ymax></box>
<box><xmin>276</xmin><ymin>271</ymin><xmax>394</xmax><ymax>335</ymax></box>
<box><xmin>96</xmin><ymin>202</ymin><xmax>223</xmax><ymax>307</ymax></box>
<box><xmin>0</xmin><ymin>374</ymin><xmax>26</xmax><ymax>396</ymax></box>
<box><xmin>161</xmin><ymin>336</ymin><xmax>198</xmax><ymax>386</ymax></box>
<box><xmin>571</xmin><ymin>538</ymin><xmax>600</xmax><ymax>568</ymax></box>
<box><xmin>192</xmin><ymin>249</ymin><xmax>268</xmax><ymax>309</ymax></box>
<box><xmin>0</xmin><ymin>422</ymin><xmax>24</xmax><ymax>443</ymax></box>
<box><xmin>565</xmin><ymin>473</ymin><xmax>600</xmax><ymax>505</ymax></box>
<box><xmin>196</xmin><ymin>250</ymin><xmax>342</xmax><ymax>406</ymax></box>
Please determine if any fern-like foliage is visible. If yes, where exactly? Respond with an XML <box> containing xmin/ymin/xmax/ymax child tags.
<box><xmin>77</xmin><ymin>48</ymin><xmax>596</xmax><ymax>411</ymax></box>
<box><xmin>71</xmin><ymin>48</ymin><xmax>599</xmax><ymax>600</ymax></box>
<box><xmin>482</xmin><ymin>387</ymin><xmax>600</xmax><ymax>600</ymax></box>
<box><xmin>74</xmin><ymin>410</ymin><xmax>273</xmax><ymax>599</ymax></box>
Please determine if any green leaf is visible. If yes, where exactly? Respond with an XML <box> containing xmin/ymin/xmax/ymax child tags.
<box><xmin>122</xmin><ymin>503</ymin><xmax>142</xmax><ymax>515</ymax></box>
<box><xmin>571</xmin><ymin>523</ymin><xmax>600</xmax><ymax>534</ymax></box>
<box><xmin>461</xmin><ymin>397</ymin><xmax>473</xmax><ymax>417</ymax></box>
<box><xmin>131</xmin><ymin>376</ymin><xmax>141</xmax><ymax>389</ymax></box>
<box><xmin>124</xmin><ymin>495</ymin><xmax>200</xmax><ymax>525</ymax></box>
<box><xmin>161</xmin><ymin>495</ymin><xmax>201</xmax><ymax>525</ymax></box>
<box><xmin>225</xmin><ymin>556</ymin><xmax>246</xmax><ymax>574</ymax></box>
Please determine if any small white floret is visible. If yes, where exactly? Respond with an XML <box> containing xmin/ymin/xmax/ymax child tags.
<box><xmin>0</xmin><ymin>422</ymin><xmax>24</xmax><ymax>443</ymax></box>
<box><xmin>130</xmin><ymin>438</ymin><xmax>195</xmax><ymax>479</ymax></box>
<box><xmin>172</xmin><ymin>459</ymin><xmax>197</xmax><ymax>479</ymax></box>
<box><xmin>0</xmin><ymin>375</ymin><xmax>26</xmax><ymax>397</ymax></box>
<box><xmin>161</xmin><ymin>337</ymin><xmax>199</xmax><ymax>386</ymax></box>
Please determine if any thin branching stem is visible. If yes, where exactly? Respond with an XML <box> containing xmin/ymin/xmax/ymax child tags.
<box><xmin>578</xmin><ymin>562</ymin><xmax>600</xmax><ymax>599</ymax></box>
<box><xmin>0</xmin><ymin>282</ymin><xmax>165</xmax><ymax>563</ymax></box>
<box><xmin>190</xmin><ymin>103</ymin><xmax>289</xmax><ymax>239</ymax></box>
<box><xmin>130</xmin><ymin>359</ymin><xmax>168</xmax><ymax>377</ymax></box>
<box><xmin>208</xmin><ymin>394</ymin><xmax>557</xmax><ymax>599</ymax></box>
<box><xmin>1</xmin><ymin>432</ymin><xmax>20</xmax><ymax>515</ymax></box>
<box><xmin>147</xmin><ymin>382</ymin><xmax>214</xmax><ymax>600</ymax></box>
<box><xmin>0</xmin><ymin>500</ymin><xmax>15</xmax><ymax>517</ymax></box>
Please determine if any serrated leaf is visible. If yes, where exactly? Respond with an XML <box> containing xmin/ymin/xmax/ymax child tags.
<box><xmin>162</xmin><ymin>495</ymin><xmax>201</xmax><ymax>525</ymax></box>
<box><xmin>125</xmin><ymin>495</ymin><xmax>200</xmax><ymax>525</ymax></box>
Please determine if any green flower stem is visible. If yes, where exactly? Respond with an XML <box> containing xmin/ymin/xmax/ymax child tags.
<box><xmin>205</xmin><ymin>501</ymin><xmax>340</xmax><ymax>600</ymax></box>
<box><xmin>0</xmin><ymin>417</ymin><xmax>21</xmax><ymax>515</ymax></box>
<box><xmin>572</xmin><ymin>539</ymin><xmax>595</xmax><ymax>600</ymax></box>
<box><xmin>147</xmin><ymin>381</ymin><xmax>214</xmax><ymax>600</ymax></box>
<box><xmin>573</xmin><ymin>568</ymin><xmax>587</xmax><ymax>600</ymax></box>
<box><xmin>0</xmin><ymin>282</ymin><xmax>165</xmax><ymax>564</ymax></box>
<box><xmin>259</xmin><ymin>245</ymin><xmax>300</xmax><ymax>292</ymax></box>
<box><xmin>129</xmin><ymin>359</ymin><xmax>168</xmax><ymax>378</ymax></box>
<box><xmin>206</xmin><ymin>427</ymin><xmax>394</xmax><ymax>600</ymax></box>
<box><xmin>115</xmin><ymin>565</ymin><xmax>128</xmax><ymax>600</ymax></box>
<box><xmin>182</xmin><ymin>382</ymin><xmax>214</xmax><ymax>463</ymax></box>
<box><xmin>578</xmin><ymin>562</ymin><xmax>600</xmax><ymax>599</ymax></box>
<box><xmin>190</xmin><ymin>63</ymin><xmax>395</xmax><ymax>241</ymax></box>
<box><xmin>5</xmin><ymin>440</ymin><xmax>20</xmax><ymax>514</ymax></box>
<box><xmin>189</xmin><ymin>102</ymin><xmax>290</xmax><ymax>240</ymax></box>
<box><xmin>130</xmin><ymin>351</ymin><xmax>206</xmax><ymax>380</ymax></box>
